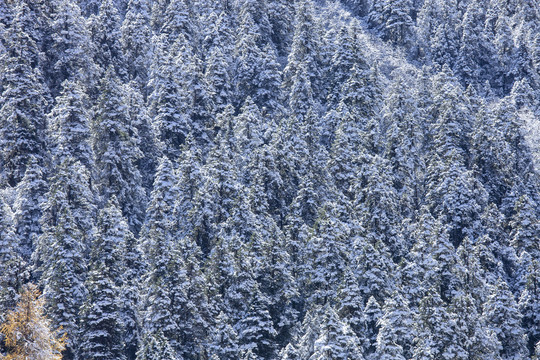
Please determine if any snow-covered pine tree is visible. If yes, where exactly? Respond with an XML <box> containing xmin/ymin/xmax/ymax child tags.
<box><xmin>483</xmin><ymin>277</ymin><xmax>528</xmax><ymax>359</ymax></box>
<box><xmin>78</xmin><ymin>197</ymin><xmax>127</xmax><ymax>360</ymax></box>
<box><xmin>47</xmin><ymin>79</ymin><xmax>93</xmax><ymax>168</ymax></box>
<box><xmin>382</xmin><ymin>72</ymin><xmax>425</xmax><ymax>216</ymax></box>
<box><xmin>35</xmin><ymin>158</ymin><xmax>95</xmax><ymax>359</ymax></box>
<box><xmin>236</xmin><ymin>284</ymin><xmax>277</xmax><ymax>359</ymax></box>
<box><xmin>375</xmin><ymin>291</ymin><xmax>414</xmax><ymax>359</ymax></box>
<box><xmin>121</xmin><ymin>0</ymin><xmax>152</xmax><ymax>94</ymax></box>
<box><xmin>354</xmin><ymin>154</ymin><xmax>403</xmax><ymax>258</ymax></box>
<box><xmin>204</xmin><ymin>46</ymin><xmax>233</xmax><ymax>115</ymax></box>
<box><xmin>91</xmin><ymin>66</ymin><xmax>146</xmax><ymax>232</ymax></box>
<box><xmin>303</xmin><ymin>203</ymin><xmax>350</xmax><ymax>306</ymax></box>
<box><xmin>0</xmin><ymin>199</ymin><xmax>27</xmax><ymax>331</ymax></box>
<box><xmin>120</xmin><ymin>222</ymin><xmax>144</xmax><ymax>360</ymax></box>
<box><xmin>207</xmin><ymin>312</ymin><xmax>240</xmax><ymax>360</ymax></box>
<box><xmin>13</xmin><ymin>156</ymin><xmax>47</xmax><ymax>262</ymax></box>
<box><xmin>309</xmin><ymin>305</ymin><xmax>364</xmax><ymax>360</ymax></box>
<box><xmin>412</xmin><ymin>288</ymin><xmax>461</xmax><ymax>360</ymax></box>
<box><xmin>136</xmin><ymin>330</ymin><xmax>179</xmax><ymax>360</ymax></box>
<box><xmin>161</xmin><ymin>0</ymin><xmax>193</xmax><ymax>45</ymax></box>
<box><xmin>369</xmin><ymin>0</ymin><xmax>414</xmax><ymax>46</ymax></box>
<box><xmin>47</xmin><ymin>0</ymin><xmax>95</xmax><ymax>96</ymax></box>
<box><xmin>327</xmin><ymin>23</ymin><xmax>362</xmax><ymax>106</ymax></box>
<box><xmin>148</xmin><ymin>37</ymin><xmax>190</xmax><ymax>160</ymax></box>
<box><xmin>0</xmin><ymin>2</ymin><xmax>48</xmax><ymax>187</ymax></box>
<box><xmin>89</xmin><ymin>0</ymin><xmax>126</xmax><ymax>79</ymax></box>
<box><xmin>518</xmin><ymin>257</ymin><xmax>540</xmax><ymax>356</ymax></box>
<box><xmin>122</xmin><ymin>81</ymin><xmax>159</xmax><ymax>193</ymax></box>
<box><xmin>447</xmin><ymin>293</ymin><xmax>501</xmax><ymax>360</ymax></box>
<box><xmin>283</xmin><ymin>0</ymin><xmax>323</xmax><ymax>101</ymax></box>
<box><xmin>455</xmin><ymin>0</ymin><xmax>491</xmax><ymax>90</ymax></box>
<box><xmin>509</xmin><ymin>194</ymin><xmax>540</xmax><ymax>259</ymax></box>
<box><xmin>336</xmin><ymin>266</ymin><xmax>366</xmax><ymax>342</ymax></box>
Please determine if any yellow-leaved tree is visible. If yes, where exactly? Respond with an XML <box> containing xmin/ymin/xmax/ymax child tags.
<box><xmin>0</xmin><ymin>283</ymin><xmax>66</xmax><ymax>360</ymax></box>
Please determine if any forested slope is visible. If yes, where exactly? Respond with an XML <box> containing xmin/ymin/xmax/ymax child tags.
<box><xmin>0</xmin><ymin>0</ymin><xmax>539</xmax><ymax>359</ymax></box>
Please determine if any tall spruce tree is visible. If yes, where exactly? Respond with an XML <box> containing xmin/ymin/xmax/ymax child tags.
<box><xmin>0</xmin><ymin>2</ymin><xmax>48</xmax><ymax>187</ymax></box>
<box><xmin>91</xmin><ymin>66</ymin><xmax>146</xmax><ymax>232</ymax></box>
<box><xmin>36</xmin><ymin>158</ymin><xmax>95</xmax><ymax>360</ymax></box>
<box><xmin>79</xmin><ymin>198</ymin><xmax>127</xmax><ymax>360</ymax></box>
<box><xmin>48</xmin><ymin>79</ymin><xmax>93</xmax><ymax>168</ymax></box>
<box><xmin>47</xmin><ymin>0</ymin><xmax>95</xmax><ymax>96</ymax></box>
<box><xmin>13</xmin><ymin>156</ymin><xmax>47</xmax><ymax>261</ymax></box>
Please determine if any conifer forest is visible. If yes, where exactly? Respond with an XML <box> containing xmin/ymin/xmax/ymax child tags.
<box><xmin>1</xmin><ymin>0</ymin><xmax>540</xmax><ymax>359</ymax></box>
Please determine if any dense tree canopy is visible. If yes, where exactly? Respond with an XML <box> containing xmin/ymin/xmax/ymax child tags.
<box><xmin>1</xmin><ymin>0</ymin><xmax>539</xmax><ymax>359</ymax></box>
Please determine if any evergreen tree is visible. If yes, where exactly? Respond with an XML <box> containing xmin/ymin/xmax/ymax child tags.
<box><xmin>0</xmin><ymin>2</ymin><xmax>48</xmax><ymax>186</ymax></box>
<box><xmin>91</xmin><ymin>67</ymin><xmax>146</xmax><ymax>232</ymax></box>
<box><xmin>369</xmin><ymin>0</ymin><xmax>414</xmax><ymax>46</ymax></box>
<box><xmin>13</xmin><ymin>156</ymin><xmax>47</xmax><ymax>261</ymax></box>
<box><xmin>121</xmin><ymin>0</ymin><xmax>152</xmax><ymax>93</ymax></box>
<box><xmin>123</xmin><ymin>81</ymin><xmax>159</xmax><ymax>192</ymax></box>
<box><xmin>136</xmin><ymin>330</ymin><xmax>179</xmax><ymax>360</ymax></box>
<box><xmin>148</xmin><ymin>37</ymin><xmax>190</xmax><ymax>160</ymax></box>
<box><xmin>303</xmin><ymin>204</ymin><xmax>350</xmax><ymax>306</ymax></box>
<box><xmin>233</xmin><ymin>98</ymin><xmax>265</xmax><ymax>176</ymax></box>
<box><xmin>89</xmin><ymin>0</ymin><xmax>126</xmax><ymax>79</ymax></box>
<box><xmin>363</xmin><ymin>296</ymin><xmax>383</xmax><ymax>357</ymax></box>
<box><xmin>173</xmin><ymin>36</ymin><xmax>213</xmax><ymax>145</ymax></box>
<box><xmin>382</xmin><ymin>73</ymin><xmax>425</xmax><ymax>215</ymax></box>
<box><xmin>172</xmin><ymin>135</ymin><xmax>203</xmax><ymax>240</ymax></box>
<box><xmin>254</xmin><ymin>44</ymin><xmax>283</xmax><ymax>115</ymax></box>
<box><xmin>471</xmin><ymin>103</ymin><xmax>512</xmax><ymax>204</ymax></box>
<box><xmin>120</xmin><ymin>223</ymin><xmax>144</xmax><ymax>360</ymax></box>
<box><xmin>267</xmin><ymin>0</ymin><xmax>294</xmax><ymax>56</ymax></box>
<box><xmin>204</xmin><ymin>46</ymin><xmax>233</xmax><ymax>114</ymax></box>
<box><xmin>283</xmin><ymin>0</ymin><xmax>323</xmax><ymax>100</ymax></box>
<box><xmin>518</xmin><ymin>257</ymin><xmax>540</xmax><ymax>356</ymax></box>
<box><xmin>426</xmin><ymin>148</ymin><xmax>487</xmax><ymax>247</ymax></box>
<box><xmin>448</xmin><ymin>293</ymin><xmax>501</xmax><ymax>360</ymax></box>
<box><xmin>327</xmin><ymin>108</ymin><xmax>363</xmax><ymax>199</ymax></box>
<box><xmin>190</xmin><ymin>127</ymin><xmax>239</xmax><ymax>254</ymax></box>
<box><xmin>79</xmin><ymin>198</ymin><xmax>127</xmax><ymax>360</ymax></box>
<box><xmin>341</xmin><ymin>0</ymin><xmax>369</xmax><ymax>16</ymax></box>
<box><xmin>207</xmin><ymin>312</ymin><xmax>240</xmax><ymax>360</ymax></box>
<box><xmin>309</xmin><ymin>305</ymin><xmax>364</xmax><ymax>360</ymax></box>
<box><xmin>483</xmin><ymin>278</ymin><xmax>528</xmax><ymax>359</ymax></box>
<box><xmin>327</xmin><ymin>24</ymin><xmax>362</xmax><ymax>105</ymax></box>
<box><xmin>455</xmin><ymin>0</ymin><xmax>491</xmax><ymax>89</ymax></box>
<box><xmin>0</xmin><ymin>199</ymin><xmax>27</xmax><ymax>329</ymax></box>
<box><xmin>47</xmin><ymin>79</ymin><xmax>93</xmax><ymax>168</ymax></box>
<box><xmin>234</xmin><ymin>3</ymin><xmax>263</xmax><ymax>105</ymax></box>
<box><xmin>161</xmin><ymin>0</ymin><xmax>193</xmax><ymax>44</ymax></box>
<box><xmin>417</xmin><ymin>0</ymin><xmax>460</xmax><ymax>66</ymax></box>
<box><xmin>253</xmin><ymin>214</ymin><xmax>298</xmax><ymax>343</ymax></box>
<box><xmin>237</xmin><ymin>285</ymin><xmax>277</xmax><ymax>359</ymax></box>
<box><xmin>355</xmin><ymin>240</ymin><xmax>395</xmax><ymax>304</ymax></box>
<box><xmin>139</xmin><ymin>156</ymin><xmax>209</xmax><ymax>358</ymax></box>
<box><xmin>354</xmin><ymin>155</ymin><xmax>403</xmax><ymax>258</ymax></box>
<box><xmin>36</xmin><ymin>159</ymin><xmax>95</xmax><ymax>359</ymax></box>
<box><xmin>509</xmin><ymin>194</ymin><xmax>540</xmax><ymax>258</ymax></box>
<box><xmin>493</xmin><ymin>15</ymin><xmax>516</xmax><ymax>94</ymax></box>
<box><xmin>336</xmin><ymin>266</ymin><xmax>365</xmax><ymax>341</ymax></box>
<box><xmin>412</xmin><ymin>289</ymin><xmax>460</xmax><ymax>360</ymax></box>
<box><xmin>47</xmin><ymin>0</ymin><xmax>95</xmax><ymax>96</ymax></box>
<box><xmin>455</xmin><ymin>237</ymin><xmax>489</xmax><ymax>304</ymax></box>
<box><xmin>79</xmin><ymin>0</ymin><xmax>101</xmax><ymax>16</ymax></box>
<box><xmin>375</xmin><ymin>292</ymin><xmax>414</xmax><ymax>359</ymax></box>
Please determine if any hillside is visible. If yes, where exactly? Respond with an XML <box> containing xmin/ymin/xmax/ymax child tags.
<box><xmin>0</xmin><ymin>0</ymin><xmax>539</xmax><ymax>359</ymax></box>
